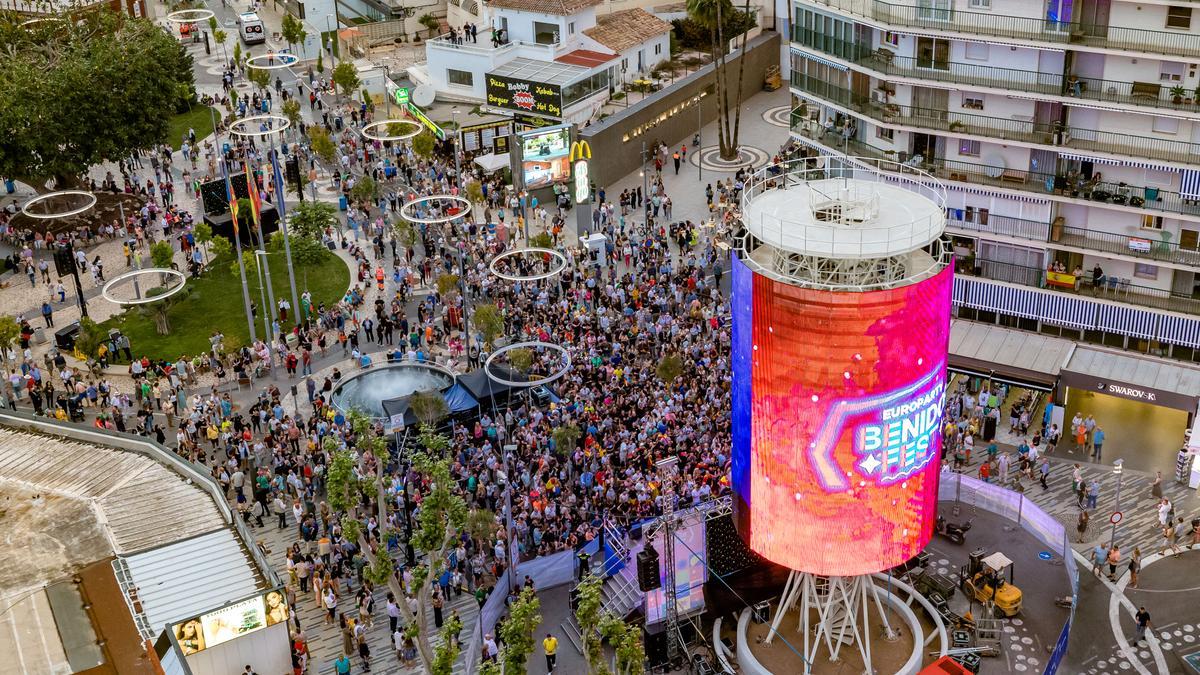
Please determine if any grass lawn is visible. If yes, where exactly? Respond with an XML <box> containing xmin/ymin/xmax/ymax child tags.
<box><xmin>166</xmin><ymin>105</ymin><xmax>220</xmax><ymax>150</ymax></box>
<box><xmin>100</xmin><ymin>249</ymin><xmax>349</xmax><ymax>361</ymax></box>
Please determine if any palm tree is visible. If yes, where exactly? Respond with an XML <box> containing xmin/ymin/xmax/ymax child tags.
<box><xmin>687</xmin><ymin>0</ymin><xmax>752</xmax><ymax>161</ymax></box>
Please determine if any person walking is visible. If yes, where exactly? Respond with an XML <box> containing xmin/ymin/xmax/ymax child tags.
<box><xmin>1091</xmin><ymin>425</ymin><xmax>1105</xmax><ymax>461</ymax></box>
<box><xmin>41</xmin><ymin>301</ymin><xmax>53</xmax><ymax>328</ymax></box>
<box><xmin>542</xmin><ymin>632</ymin><xmax>558</xmax><ymax>673</ymax></box>
<box><xmin>1151</xmin><ymin>471</ymin><xmax>1164</xmax><ymax>500</ymax></box>
<box><xmin>1086</xmin><ymin>479</ymin><xmax>1100</xmax><ymax>510</ymax></box>
<box><xmin>1077</xmin><ymin>510</ymin><xmax>1090</xmax><ymax>543</ymax></box>
<box><xmin>1091</xmin><ymin>542</ymin><xmax>1107</xmax><ymax>576</ymax></box>
<box><xmin>1039</xmin><ymin>458</ymin><xmax>1050</xmax><ymax>490</ymax></box>
<box><xmin>672</xmin><ymin>151</ymin><xmax>681</xmax><ymax>174</ymax></box>
<box><xmin>1133</xmin><ymin>606</ymin><xmax>1153</xmax><ymax>647</ymax></box>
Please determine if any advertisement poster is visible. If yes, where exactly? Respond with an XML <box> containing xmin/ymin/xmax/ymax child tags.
<box><xmin>173</xmin><ymin>589</ymin><xmax>289</xmax><ymax>655</ymax></box>
<box><xmin>731</xmin><ymin>255</ymin><xmax>953</xmax><ymax>576</ymax></box>
<box><xmin>486</xmin><ymin>73</ymin><xmax>563</xmax><ymax>118</ymax></box>
<box><xmin>519</xmin><ymin>125</ymin><xmax>571</xmax><ymax>190</ymax></box>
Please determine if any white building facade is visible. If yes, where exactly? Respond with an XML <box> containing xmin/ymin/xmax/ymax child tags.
<box><xmin>789</xmin><ymin>0</ymin><xmax>1200</xmax><ymax>361</ymax></box>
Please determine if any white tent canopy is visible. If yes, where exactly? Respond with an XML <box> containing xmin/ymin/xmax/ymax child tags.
<box><xmin>474</xmin><ymin>153</ymin><xmax>509</xmax><ymax>174</ymax></box>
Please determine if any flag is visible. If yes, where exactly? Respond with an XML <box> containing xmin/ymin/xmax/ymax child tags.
<box><xmin>221</xmin><ymin>155</ymin><xmax>239</xmax><ymax>236</ymax></box>
<box><xmin>244</xmin><ymin>159</ymin><xmax>262</xmax><ymax>230</ymax></box>
<box><xmin>270</xmin><ymin>149</ymin><xmax>287</xmax><ymax>215</ymax></box>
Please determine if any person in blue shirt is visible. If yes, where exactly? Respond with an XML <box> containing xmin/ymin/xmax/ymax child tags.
<box><xmin>1092</xmin><ymin>426</ymin><xmax>1106</xmax><ymax>461</ymax></box>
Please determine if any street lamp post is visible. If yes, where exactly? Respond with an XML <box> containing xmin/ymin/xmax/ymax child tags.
<box><xmin>640</xmin><ymin>141</ymin><xmax>649</xmax><ymax>220</ymax></box>
<box><xmin>452</xmin><ymin>106</ymin><xmax>462</xmax><ymax>191</ymax></box>
<box><xmin>383</xmin><ymin>64</ymin><xmax>392</xmax><ymax>117</ymax></box>
<box><xmin>1110</xmin><ymin>459</ymin><xmax>1124</xmax><ymax>546</ymax></box>
<box><xmin>503</xmin><ymin>444</ymin><xmax>518</xmax><ymax>593</ymax></box>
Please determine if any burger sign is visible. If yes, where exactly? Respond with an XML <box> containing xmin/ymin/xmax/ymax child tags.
<box><xmin>486</xmin><ymin>73</ymin><xmax>563</xmax><ymax>118</ymax></box>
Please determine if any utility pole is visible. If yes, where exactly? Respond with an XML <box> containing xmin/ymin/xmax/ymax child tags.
<box><xmin>1110</xmin><ymin>459</ymin><xmax>1124</xmax><ymax>546</ymax></box>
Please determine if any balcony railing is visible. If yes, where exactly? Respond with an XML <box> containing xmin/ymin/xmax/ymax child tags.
<box><xmin>800</xmin><ymin>0</ymin><xmax>1200</xmax><ymax>57</ymax></box>
<box><xmin>792</xmin><ymin>30</ymin><xmax>1200</xmax><ymax>116</ymax></box>
<box><xmin>961</xmin><ymin>258</ymin><xmax>1200</xmax><ymax>315</ymax></box>
<box><xmin>947</xmin><ymin>213</ymin><xmax>1051</xmax><ymax>241</ymax></box>
<box><xmin>791</xmin><ymin>73</ymin><xmax>1200</xmax><ymax>166</ymax></box>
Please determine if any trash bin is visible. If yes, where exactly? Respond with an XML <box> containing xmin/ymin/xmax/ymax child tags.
<box><xmin>4</xmin><ymin>179</ymin><xmax>14</xmax><ymax>194</ymax></box>
<box><xmin>33</xmin><ymin>327</ymin><xmax>46</xmax><ymax>344</ymax></box>
<box><xmin>53</xmin><ymin>322</ymin><xmax>80</xmax><ymax>351</ymax></box>
<box><xmin>338</xmin><ymin>195</ymin><xmax>347</xmax><ymax>211</ymax></box>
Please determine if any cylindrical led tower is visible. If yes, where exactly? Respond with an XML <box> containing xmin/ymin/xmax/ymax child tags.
<box><xmin>731</xmin><ymin>158</ymin><xmax>954</xmax><ymax>578</ymax></box>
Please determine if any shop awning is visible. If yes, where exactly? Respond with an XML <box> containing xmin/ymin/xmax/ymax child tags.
<box><xmin>1060</xmin><ymin>347</ymin><xmax>1200</xmax><ymax>411</ymax></box>
<box><xmin>474</xmin><ymin>153</ymin><xmax>509</xmax><ymax>173</ymax></box>
<box><xmin>948</xmin><ymin>320</ymin><xmax>1075</xmax><ymax>391</ymax></box>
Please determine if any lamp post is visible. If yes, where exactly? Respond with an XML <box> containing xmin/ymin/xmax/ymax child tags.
<box><xmin>502</xmin><ymin>444</ymin><xmax>518</xmax><ymax>593</ymax></box>
<box><xmin>1110</xmin><ymin>459</ymin><xmax>1124</xmax><ymax>546</ymax></box>
<box><xmin>640</xmin><ymin>141</ymin><xmax>649</xmax><ymax>220</ymax></box>
<box><xmin>383</xmin><ymin>64</ymin><xmax>392</xmax><ymax>117</ymax></box>
<box><xmin>452</xmin><ymin>106</ymin><xmax>462</xmax><ymax>191</ymax></box>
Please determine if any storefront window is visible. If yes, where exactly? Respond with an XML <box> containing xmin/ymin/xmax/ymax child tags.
<box><xmin>534</xmin><ymin>21</ymin><xmax>559</xmax><ymax>45</ymax></box>
<box><xmin>563</xmin><ymin>71</ymin><xmax>610</xmax><ymax>107</ymax></box>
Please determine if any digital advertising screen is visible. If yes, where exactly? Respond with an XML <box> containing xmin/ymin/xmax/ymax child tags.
<box><xmin>644</xmin><ymin>519</ymin><xmax>708</xmax><ymax>624</ymax></box>
<box><xmin>172</xmin><ymin>588</ymin><xmax>289</xmax><ymax>655</ymax></box>
<box><xmin>519</xmin><ymin>125</ymin><xmax>571</xmax><ymax>190</ymax></box>
<box><xmin>731</xmin><ymin>254</ymin><xmax>953</xmax><ymax>576</ymax></box>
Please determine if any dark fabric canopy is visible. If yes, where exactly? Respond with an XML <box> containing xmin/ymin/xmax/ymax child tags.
<box><xmin>457</xmin><ymin>365</ymin><xmax>529</xmax><ymax>401</ymax></box>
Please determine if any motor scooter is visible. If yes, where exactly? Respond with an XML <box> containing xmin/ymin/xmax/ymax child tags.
<box><xmin>935</xmin><ymin>515</ymin><xmax>971</xmax><ymax>545</ymax></box>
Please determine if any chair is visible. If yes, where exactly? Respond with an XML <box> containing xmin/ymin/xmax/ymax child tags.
<box><xmin>1106</xmin><ymin>276</ymin><xmax>1119</xmax><ymax>292</ymax></box>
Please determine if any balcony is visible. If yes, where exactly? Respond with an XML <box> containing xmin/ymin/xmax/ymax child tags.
<box><xmin>791</xmin><ymin>74</ymin><xmax>1200</xmax><ymax>166</ymax></box>
<box><xmin>960</xmin><ymin>258</ymin><xmax>1200</xmax><ymax>316</ymax></box>
<box><xmin>798</xmin><ymin>0</ymin><xmax>1200</xmax><ymax>58</ymax></box>
<box><xmin>792</xmin><ymin>30</ymin><xmax>1200</xmax><ymax>116</ymax></box>
<box><xmin>947</xmin><ymin>212</ymin><xmax>1200</xmax><ymax>268</ymax></box>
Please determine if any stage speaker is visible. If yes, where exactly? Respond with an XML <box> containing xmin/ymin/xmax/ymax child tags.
<box><xmin>637</xmin><ymin>545</ymin><xmax>661</xmax><ymax>592</ymax></box>
<box><xmin>53</xmin><ymin>246</ymin><xmax>74</xmax><ymax>277</ymax></box>
<box><xmin>628</xmin><ymin>522</ymin><xmax>643</xmax><ymax>541</ymax></box>
<box><xmin>644</xmin><ymin>629</ymin><xmax>668</xmax><ymax>669</ymax></box>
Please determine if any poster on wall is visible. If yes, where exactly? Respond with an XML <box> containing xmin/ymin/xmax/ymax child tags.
<box><xmin>519</xmin><ymin>125</ymin><xmax>571</xmax><ymax>190</ymax></box>
<box><xmin>172</xmin><ymin>588</ymin><xmax>290</xmax><ymax>655</ymax></box>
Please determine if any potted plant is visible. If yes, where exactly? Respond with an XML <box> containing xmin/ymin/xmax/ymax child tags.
<box><xmin>1194</xmin><ymin>85</ymin><xmax>1200</xmax><ymax>104</ymax></box>
<box><xmin>1170</xmin><ymin>85</ymin><xmax>1186</xmax><ymax>104</ymax></box>
<box><xmin>949</xmin><ymin>120</ymin><xmax>966</xmax><ymax>132</ymax></box>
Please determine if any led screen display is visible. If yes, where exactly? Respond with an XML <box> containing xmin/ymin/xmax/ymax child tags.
<box><xmin>519</xmin><ymin>125</ymin><xmax>571</xmax><ymax>189</ymax></box>
<box><xmin>731</xmin><ymin>254</ymin><xmax>952</xmax><ymax>575</ymax></box>
<box><xmin>172</xmin><ymin>588</ymin><xmax>289</xmax><ymax>655</ymax></box>
<box><xmin>644</xmin><ymin>519</ymin><xmax>707</xmax><ymax>624</ymax></box>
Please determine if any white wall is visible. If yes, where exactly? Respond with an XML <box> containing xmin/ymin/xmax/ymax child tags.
<box><xmin>426</xmin><ymin>42</ymin><xmax>499</xmax><ymax>99</ymax></box>
<box><xmin>183</xmin><ymin>623</ymin><xmax>291</xmax><ymax>675</ymax></box>
<box><xmin>495</xmin><ymin>7</ymin><xmax>598</xmax><ymax>42</ymax></box>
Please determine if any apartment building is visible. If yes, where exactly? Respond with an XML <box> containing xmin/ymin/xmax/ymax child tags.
<box><xmin>787</xmin><ymin>0</ymin><xmax>1200</xmax><ymax>362</ymax></box>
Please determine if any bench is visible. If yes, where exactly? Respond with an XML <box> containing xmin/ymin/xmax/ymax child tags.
<box><xmin>1130</xmin><ymin>81</ymin><xmax>1161</xmax><ymax>101</ymax></box>
<box><xmin>1000</xmin><ymin>170</ymin><xmax>1027</xmax><ymax>185</ymax></box>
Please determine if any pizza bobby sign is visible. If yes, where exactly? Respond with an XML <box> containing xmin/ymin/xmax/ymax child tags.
<box><xmin>486</xmin><ymin>73</ymin><xmax>563</xmax><ymax>118</ymax></box>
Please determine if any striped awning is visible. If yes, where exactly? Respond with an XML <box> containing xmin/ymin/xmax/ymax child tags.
<box><xmin>951</xmin><ymin>184</ymin><xmax>1049</xmax><ymax>204</ymax></box>
<box><xmin>952</xmin><ymin>276</ymin><xmax>969</xmax><ymax>305</ymax></box>
<box><xmin>1041</xmin><ymin>293</ymin><xmax>1097</xmax><ymax>331</ymax></box>
<box><xmin>1157</xmin><ymin>314</ymin><xmax>1200</xmax><ymax>349</ymax></box>
<box><xmin>789</xmin><ymin>48</ymin><xmax>849</xmax><ymax>72</ymax></box>
<box><xmin>1097</xmin><ymin>304</ymin><xmax>1158</xmax><ymax>341</ymax></box>
<box><xmin>1182</xmin><ymin>169</ymin><xmax>1200</xmax><ymax>200</ymax></box>
<box><xmin>963</xmin><ymin>281</ymin><xmax>1043</xmax><ymax>319</ymax></box>
<box><xmin>1057</xmin><ymin>152</ymin><xmax>1177</xmax><ymax>172</ymax></box>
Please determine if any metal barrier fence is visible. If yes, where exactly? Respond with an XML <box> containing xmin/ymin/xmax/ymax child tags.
<box><xmin>938</xmin><ymin>471</ymin><xmax>1077</xmax><ymax>674</ymax></box>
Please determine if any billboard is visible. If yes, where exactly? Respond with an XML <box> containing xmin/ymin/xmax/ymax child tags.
<box><xmin>731</xmin><ymin>254</ymin><xmax>953</xmax><ymax>575</ymax></box>
<box><xmin>486</xmin><ymin>73</ymin><xmax>563</xmax><ymax>119</ymax></box>
<box><xmin>644</xmin><ymin>517</ymin><xmax>707</xmax><ymax>624</ymax></box>
<box><xmin>171</xmin><ymin>588</ymin><xmax>289</xmax><ymax>655</ymax></box>
<box><xmin>519</xmin><ymin>125</ymin><xmax>571</xmax><ymax>190</ymax></box>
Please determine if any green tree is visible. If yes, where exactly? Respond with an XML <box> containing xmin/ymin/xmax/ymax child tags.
<box><xmin>361</xmin><ymin>87</ymin><xmax>375</xmax><ymax>112</ymax></box>
<box><xmin>248</xmin><ymin>65</ymin><xmax>271</xmax><ymax>93</ymax></box>
<box><xmin>290</xmin><ymin>234</ymin><xmax>330</xmax><ymax>266</ymax></box>
<box><xmin>0</xmin><ymin>315</ymin><xmax>19</xmax><ymax>360</ymax></box>
<box><xmin>465</xmin><ymin>180</ymin><xmax>484</xmax><ymax>206</ymax></box>
<box><xmin>686</xmin><ymin>0</ymin><xmax>752</xmax><ymax>161</ymax></box>
<box><xmin>551</xmin><ymin>424</ymin><xmax>581</xmax><ymax>456</ymax></box>
<box><xmin>73</xmin><ymin>317</ymin><xmax>108</xmax><ymax>361</ymax></box>
<box><xmin>280</xmin><ymin>13</ymin><xmax>307</xmax><ymax>53</ymax></box>
<box><xmin>499</xmin><ymin>588</ymin><xmax>542</xmax><ymax>674</ymax></box>
<box><xmin>316</xmin><ymin>50</ymin><xmax>324</xmax><ymax>74</ymax></box>
<box><xmin>350</xmin><ymin>175</ymin><xmax>378</xmax><ymax>205</ymax></box>
<box><xmin>575</xmin><ymin>574</ymin><xmax>607</xmax><ymax>674</ymax></box>
<box><xmin>431</xmin><ymin>613</ymin><xmax>463</xmax><ymax>675</ymax></box>
<box><xmin>600</xmin><ymin>615</ymin><xmax>647</xmax><ymax>675</ymax></box>
<box><xmin>418</xmin><ymin>13</ymin><xmax>440</xmax><ymax>39</ymax></box>
<box><xmin>232</xmin><ymin>249</ymin><xmax>258</xmax><ymax>278</ymax></box>
<box><xmin>530</xmin><ymin>232</ymin><xmax>554</xmax><ymax>248</ymax></box>
<box><xmin>209</xmin><ymin>235</ymin><xmax>233</xmax><ymax>261</ymax></box>
<box><xmin>150</xmin><ymin>240</ymin><xmax>175</xmax><ymax>269</ymax></box>
<box><xmin>656</xmin><ymin>353</ymin><xmax>683</xmax><ymax>384</ymax></box>
<box><xmin>0</xmin><ymin>10</ymin><xmax>196</xmax><ymax>191</ymax></box>
<box><xmin>331</xmin><ymin>61</ymin><xmax>361</xmax><ymax>97</ymax></box>
<box><xmin>471</xmin><ymin>303</ymin><xmax>504</xmax><ymax>348</ymax></box>
<box><xmin>233</xmin><ymin>41</ymin><xmax>243</xmax><ymax>67</ymax></box>
<box><xmin>409</xmin><ymin>390</ymin><xmax>448</xmax><ymax>429</ymax></box>
<box><xmin>309</xmin><ymin>126</ymin><xmax>337</xmax><ymax>165</ymax></box>
<box><xmin>394</xmin><ymin>220</ymin><xmax>418</xmax><ymax>249</ymax></box>
<box><xmin>507</xmin><ymin>347</ymin><xmax>533</xmax><ymax>374</ymax></box>
<box><xmin>281</xmin><ymin>98</ymin><xmax>302</xmax><ymax>130</ymax></box>
<box><xmin>412</xmin><ymin>130</ymin><xmax>436</xmax><ymax>160</ymax></box>
<box><xmin>193</xmin><ymin>221</ymin><xmax>214</xmax><ymax>263</ymax></box>
<box><xmin>436</xmin><ymin>273</ymin><xmax>460</xmax><ymax>299</ymax></box>
<box><xmin>289</xmin><ymin>200</ymin><xmax>338</xmax><ymax>240</ymax></box>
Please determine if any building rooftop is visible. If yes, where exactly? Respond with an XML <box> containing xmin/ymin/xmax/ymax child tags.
<box><xmin>493</xmin><ymin>56</ymin><xmax>592</xmax><ymax>85</ymax></box>
<box><xmin>556</xmin><ymin>48</ymin><xmax>618</xmax><ymax>68</ymax></box>
<box><xmin>583</xmin><ymin>8</ymin><xmax>672</xmax><ymax>54</ymax></box>
<box><xmin>486</xmin><ymin>0</ymin><xmax>602</xmax><ymax>15</ymax></box>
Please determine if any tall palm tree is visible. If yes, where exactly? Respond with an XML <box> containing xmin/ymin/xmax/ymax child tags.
<box><xmin>687</xmin><ymin>0</ymin><xmax>751</xmax><ymax>161</ymax></box>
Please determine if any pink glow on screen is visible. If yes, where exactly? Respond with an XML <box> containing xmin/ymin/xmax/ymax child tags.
<box><xmin>743</xmin><ymin>264</ymin><xmax>952</xmax><ymax>575</ymax></box>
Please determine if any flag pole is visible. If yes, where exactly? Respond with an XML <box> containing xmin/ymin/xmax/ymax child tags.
<box><xmin>218</xmin><ymin>118</ymin><xmax>258</xmax><ymax>346</ymax></box>
<box><xmin>270</xmin><ymin>142</ymin><xmax>301</xmax><ymax>330</ymax></box>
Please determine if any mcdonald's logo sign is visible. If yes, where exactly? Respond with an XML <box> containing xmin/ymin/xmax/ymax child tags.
<box><xmin>569</xmin><ymin>141</ymin><xmax>592</xmax><ymax>162</ymax></box>
<box><xmin>571</xmin><ymin>141</ymin><xmax>592</xmax><ymax>204</ymax></box>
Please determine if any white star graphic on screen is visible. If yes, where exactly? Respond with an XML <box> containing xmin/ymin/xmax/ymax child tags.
<box><xmin>859</xmin><ymin>454</ymin><xmax>882</xmax><ymax>475</ymax></box>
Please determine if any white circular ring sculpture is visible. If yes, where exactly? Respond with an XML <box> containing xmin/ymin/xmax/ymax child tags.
<box><xmin>488</xmin><ymin>247</ymin><xmax>567</xmax><ymax>282</ymax></box>
<box><xmin>244</xmin><ymin>53</ymin><xmax>300</xmax><ymax>70</ymax></box>
<box><xmin>360</xmin><ymin>119</ymin><xmax>423</xmax><ymax>142</ymax></box>
<box><xmin>227</xmin><ymin>115</ymin><xmax>292</xmax><ymax>137</ymax></box>
<box><xmin>101</xmin><ymin>268</ymin><xmax>188</xmax><ymax>305</ymax></box>
<box><xmin>399</xmin><ymin>195</ymin><xmax>472</xmax><ymax>224</ymax></box>
<box><xmin>21</xmin><ymin>191</ymin><xmax>97</xmax><ymax>220</ymax></box>
<box><xmin>484</xmin><ymin>341</ymin><xmax>571</xmax><ymax>388</ymax></box>
<box><xmin>165</xmin><ymin>8</ymin><xmax>215</xmax><ymax>23</ymax></box>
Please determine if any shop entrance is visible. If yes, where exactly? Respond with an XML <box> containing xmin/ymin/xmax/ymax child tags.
<box><xmin>1062</xmin><ymin>387</ymin><xmax>1190</xmax><ymax>473</ymax></box>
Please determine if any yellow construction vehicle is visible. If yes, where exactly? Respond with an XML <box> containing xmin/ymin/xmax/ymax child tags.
<box><xmin>959</xmin><ymin>550</ymin><xmax>1022</xmax><ymax>618</ymax></box>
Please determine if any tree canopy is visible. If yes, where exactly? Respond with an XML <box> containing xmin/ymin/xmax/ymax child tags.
<box><xmin>0</xmin><ymin>10</ymin><xmax>196</xmax><ymax>190</ymax></box>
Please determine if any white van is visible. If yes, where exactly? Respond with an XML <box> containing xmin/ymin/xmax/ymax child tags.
<box><xmin>238</xmin><ymin>12</ymin><xmax>265</xmax><ymax>45</ymax></box>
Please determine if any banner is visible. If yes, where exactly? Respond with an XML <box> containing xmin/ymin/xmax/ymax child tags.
<box><xmin>487</xmin><ymin>73</ymin><xmax>563</xmax><ymax>119</ymax></box>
